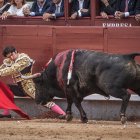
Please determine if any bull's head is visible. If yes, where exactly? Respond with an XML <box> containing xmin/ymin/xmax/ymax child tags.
<box><xmin>21</xmin><ymin>72</ymin><xmax>51</xmax><ymax>105</ymax></box>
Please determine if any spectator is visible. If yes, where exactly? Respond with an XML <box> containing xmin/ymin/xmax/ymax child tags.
<box><xmin>0</xmin><ymin>0</ymin><xmax>11</xmax><ymax>15</ymax></box>
<box><xmin>135</xmin><ymin>0</ymin><xmax>140</xmax><ymax>21</ymax></box>
<box><xmin>1</xmin><ymin>0</ymin><xmax>30</xmax><ymax>20</ymax></box>
<box><xmin>43</xmin><ymin>0</ymin><xmax>64</xmax><ymax>21</ymax></box>
<box><xmin>70</xmin><ymin>0</ymin><xmax>90</xmax><ymax>19</ymax></box>
<box><xmin>100</xmin><ymin>0</ymin><xmax>118</xmax><ymax>19</ymax></box>
<box><xmin>115</xmin><ymin>0</ymin><xmax>137</xmax><ymax>19</ymax></box>
<box><xmin>69</xmin><ymin>0</ymin><xmax>73</xmax><ymax>3</ymax></box>
<box><xmin>0</xmin><ymin>46</ymin><xmax>66</xmax><ymax>119</ymax></box>
<box><xmin>23</xmin><ymin>0</ymin><xmax>51</xmax><ymax>17</ymax></box>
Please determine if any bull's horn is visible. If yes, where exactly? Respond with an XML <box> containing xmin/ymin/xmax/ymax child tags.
<box><xmin>21</xmin><ymin>73</ymin><xmax>41</xmax><ymax>80</ymax></box>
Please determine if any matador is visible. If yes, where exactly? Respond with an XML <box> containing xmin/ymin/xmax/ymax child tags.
<box><xmin>0</xmin><ymin>46</ymin><xmax>66</xmax><ymax>118</ymax></box>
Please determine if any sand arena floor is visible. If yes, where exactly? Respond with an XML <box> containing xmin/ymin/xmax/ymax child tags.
<box><xmin>0</xmin><ymin>118</ymin><xmax>140</xmax><ymax>140</ymax></box>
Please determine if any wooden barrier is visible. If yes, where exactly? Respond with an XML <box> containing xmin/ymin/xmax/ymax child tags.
<box><xmin>0</xmin><ymin>25</ymin><xmax>140</xmax><ymax>84</ymax></box>
<box><xmin>53</xmin><ymin>26</ymin><xmax>104</xmax><ymax>53</ymax></box>
<box><xmin>0</xmin><ymin>16</ymin><xmax>139</xmax><ymax>27</ymax></box>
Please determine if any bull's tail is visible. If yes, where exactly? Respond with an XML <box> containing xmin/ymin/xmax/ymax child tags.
<box><xmin>125</xmin><ymin>53</ymin><xmax>140</xmax><ymax>59</ymax></box>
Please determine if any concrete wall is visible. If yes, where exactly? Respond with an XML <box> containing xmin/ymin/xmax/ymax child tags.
<box><xmin>6</xmin><ymin>95</ymin><xmax>140</xmax><ymax>121</ymax></box>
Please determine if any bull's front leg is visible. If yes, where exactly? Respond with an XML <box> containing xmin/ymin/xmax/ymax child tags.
<box><xmin>64</xmin><ymin>87</ymin><xmax>73</xmax><ymax>122</ymax></box>
<box><xmin>66</xmin><ymin>80</ymin><xmax>88</xmax><ymax>123</ymax></box>
<box><xmin>66</xmin><ymin>97</ymin><xmax>73</xmax><ymax>122</ymax></box>
<box><xmin>73</xmin><ymin>81</ymin><xmax>88</xmax><ymax>123</ymax></box>
<box><xmin>74</xmin><ymin>98</ymin><xmax>88</xmax><ymax>123</ymax></box>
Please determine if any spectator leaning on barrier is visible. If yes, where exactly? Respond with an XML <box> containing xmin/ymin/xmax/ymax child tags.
<box><xmin>43</xmin><ymin>0</ymin><xmax>64</xmax><ymax>21</ymax></box>
<box><xmin>100</xmin><ymin>0</ymin><xmax>118</xmax><ymax>19</ymax></box>
<box><xmin>135</xmin><ymin>0</ymin><xmax>140</xmax><ymax>22</ymax></box>
<box><xmin>0</xmin><ymin>0</ymin><xmax>11</xmax><ymax>15</ymax></box>
<box><xmin>115</xmin><ymin>0</ymin><xmax>137</xmax><ymax>19</ymax></box>
<box><xmin>0</xmin><ymin>46</ymin><xmax>66</xmax><ymax>119</ymax></box>
<box><xmin>70</xmin><ymin>0</ymin><xmax>90</xmax><ymax>19</ymax></box>
<box><xmin>23</xmin><ymin>0</ymin><xmax>51</xmax><ymax>17</ymax></box>
<box><xmin>1</xmin><ymin>0</ymin><xmax>30</xmax><ymax>20</ymax></box>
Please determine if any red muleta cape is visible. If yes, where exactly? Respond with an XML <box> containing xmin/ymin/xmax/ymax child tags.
<box><xmin>0</xmin><ymin>81</ymin><xmax>30</xmax><ymax>119</ymax></box>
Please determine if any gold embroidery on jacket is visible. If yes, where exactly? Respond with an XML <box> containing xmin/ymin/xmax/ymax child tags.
<box><xmin>21</xmin><ymin>79</ymin><xmax>36</xmax><ymax>99</ymax></box>
<box><xmin>0</xmin><ymin>53</ymin><xmax>33</xmax><ymax>77</ymax></box>
<box><xmin>0</xmin><ymin>53</ymin><xmax>36</xmax><ymax>99</ymax></box>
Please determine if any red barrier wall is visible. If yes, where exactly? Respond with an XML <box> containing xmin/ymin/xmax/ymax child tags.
<box><xmin>0</xmin><ymin>25</ymin><xmax>140</xmax><ymax>84</ymax></box>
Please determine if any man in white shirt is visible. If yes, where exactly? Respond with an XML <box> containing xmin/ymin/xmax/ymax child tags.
<box><xmin>70</xmin><ymin>0</ymin><xmax>90</xmax><ymax>19</ymax></box>
<box><xmin>23</xmin><ymin>0</ymin><xmax>51</xmax><ymax>17</ymax></box>
<box><xmin>115</xmin><ymin>0</ymin><xmax>137</xmax><ymax>19</ymax></box>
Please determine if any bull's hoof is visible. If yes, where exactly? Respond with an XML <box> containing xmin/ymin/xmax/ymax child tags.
<box><xmin>81</xmin><ymin>117</ymin><xmax>88</xmax><ymax>123</ymax></box>
<box><xmin>121</xmin><ymin>116</ymin><xmax>127</xmax><ymax>124</ymax></box>
<box><xmin>66</xmin><ymin>114</ymin><xmax>73</xmax><ymax>122</ymax></box>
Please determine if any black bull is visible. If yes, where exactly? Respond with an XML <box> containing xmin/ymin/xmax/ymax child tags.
<box><xmin>24</xmin><ymin>50</ymin><xmax>140</xmax><ymax>123</ymax></box>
